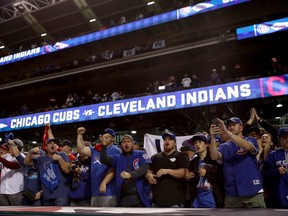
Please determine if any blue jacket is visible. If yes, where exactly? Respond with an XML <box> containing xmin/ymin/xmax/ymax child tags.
<box><xmin>263</xmin><ymin>148</ymin><xmax>288</xmax><ymax>208</ymax></box>
<box><xmin>90</xmin><ymin>145</ymin><xmax>121</xmax><ymax>196</ymax></box>
<box><xmin>112</xmin><ymin>151</ymin><xmax>152</xmax><ymax>207</ymax></box>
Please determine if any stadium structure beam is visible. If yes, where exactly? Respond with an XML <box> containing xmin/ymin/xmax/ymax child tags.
<box><xmin>0</xmin><ymin>0</ymin><xmax>67</xmax><ymax>23</ymax></box>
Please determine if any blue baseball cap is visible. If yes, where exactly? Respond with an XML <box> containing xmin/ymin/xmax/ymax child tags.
<box><xmin>226</xmin><ymin>117</ymin><xmax>243</xmax><ymax>125</ymax></box>
<box><xmin>100</xmin><ymin>128</ymin><xmax>116</xmax><ymax>137</ymax></box>
<box><xmin>61</xmin><ymin>139</ymin><xmax>73</xmax><ymax>148</ymax></box>
<box><xmin>180</xmin><ymin>139</ymin><xmax>196</xmax><ymax>152</ymax></box>
<box><xmin>46</xmin><ymin>138</ymin><xmax>59</xmax><ymax>145</ymax></box>
<box><xmin>162</xmin><ymin>132</ymin><xmax>176</xmax><ymax>141</ymax></box>
<box><xmin>247</xmin><ymin>126</ymin><xmax>260</xmax><ymax>135</ymax></box>
<box><xmin>191</xmin><ymin>134</ymin><xmax>208</xmax><ymax>144</ymax></box>
<box><xmin>278</xmin><ymin>127</ymin><xmax>288</xmax><ymax>137</ymax></box>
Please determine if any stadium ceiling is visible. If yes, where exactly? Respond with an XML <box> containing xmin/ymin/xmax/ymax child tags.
<box><xmin>0</xmin><ymin>0</ymin><xmax>287</xmax><ymax>55</ymax></box>
<box><xmin>0</xmin><ymin>0</ymin><xmax>174</xmax><ymax>54</ymax></box>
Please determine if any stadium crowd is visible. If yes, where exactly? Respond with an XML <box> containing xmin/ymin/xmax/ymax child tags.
<box><xmin>0</xmin><ymin>107</ymin><xmax>287</xmax><ymax>208</ymax></box>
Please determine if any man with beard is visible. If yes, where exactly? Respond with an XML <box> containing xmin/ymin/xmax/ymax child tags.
<box><xmin>146</xmin><ymin>132</ymin><xmax>189</xmax><ymax>207</ymax></box>
<box><xmin>100</xmin><ymin>134</ymin><xmax>151</xmax><ymax>207</ymax></box>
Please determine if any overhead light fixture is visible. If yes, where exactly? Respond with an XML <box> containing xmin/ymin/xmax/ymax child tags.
<box><xmin>131</xmin><ymin>130</ymin><xmax>137</xmax><ymax>134</ymax></box>
<box><xmin>89</xmin><ymin>18</ymin><xmax>96</xmax><ymax>23</ymax></box>
<box><xmin>276</xmin><ymin>103</ymin><xmax>283</xmax><ymax>108</ymax></box>
<box><xmin>41</xmin><ymin>33</ymin><xmax>47</xmax><ymax>37</ymax></box>
<box><xmin>147</xmin><ymin>1</ymin><xmax>155</xmax><ymax>6</ymax></box>
<box><xmin>0</xmin><ymin>45</ymin><xmax>5</xmax><ymax>49</ymax></box>
<box><xmin>32</xmin><ymin>141</ymin><xmax>37</xmax><ymax>144</ymax></box>
<box><xmin>275</xmin><ymin>116</ymin><xmax>281</xmax><ymax>119</ymax></box>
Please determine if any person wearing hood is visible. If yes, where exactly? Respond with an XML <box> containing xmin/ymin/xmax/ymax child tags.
<box><xmin>100</xmin><ymin>134</ymin><xmax>151</xmax><ymax>207</ymax></box>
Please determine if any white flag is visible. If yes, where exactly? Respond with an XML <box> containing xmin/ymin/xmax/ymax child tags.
<box><xmin>143</xmin><ymin>133</ymin><xmax>193</xmax><ymax>158</ymax></box>
<box><xmin>123</xmin><ymin>47</ymin><xmax>136</xmax><ymax>58</ymax></box>
<box><xmin>101</xmin><ymin>50</ymin><xmax>113</xmax><ymax>60</ymax></box>
<box><xmin>152</xmin><ymin>40</ymin><xmax>165</xmax><ymax>49</ymax></box>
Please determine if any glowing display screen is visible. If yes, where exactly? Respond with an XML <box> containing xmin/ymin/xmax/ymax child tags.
<box><xmin>236</xmin><ymin>17</ymin><xmax>288</xmax><ymax>40</ymax></box>
<box><xmin>0</xmin><ymin>74</ymin><xmax>286</xmax><ymax>132</ymax></box>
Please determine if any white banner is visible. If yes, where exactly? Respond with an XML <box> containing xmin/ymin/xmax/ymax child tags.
<box><xmin>101</xmin><ymin>50</ymin><xmax>113</xmax><ymax>60</ymax></box>
<box><xmin>123</xmin><ymin>47</ymin><xmax>136</xmax><ymax>58</ymax></box>
<box><xmin>143</xmin><ymin>133</ymin><xmax>193</xmax><ymax>158</ymax></box>
<box><xmin>152</xmin><ymin>40</ymin><xmax>165</xmax><ymax>49</ymax></box>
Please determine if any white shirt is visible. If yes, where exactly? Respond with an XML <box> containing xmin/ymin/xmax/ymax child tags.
<box><xmin>0</xmin><ymin>153</ymin><xmax>24</xmax><ymax>194</ymax></box>
<box><xmin>181</xmin><ymin>77</ymin><xmax>191</xmax><ymax>88</ymax></box>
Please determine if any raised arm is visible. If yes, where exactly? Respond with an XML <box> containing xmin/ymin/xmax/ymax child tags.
<box><xmin>209</xmin><ymin>124</ymin><xmax>222</xmax><ymax>160</ymax></box>
<box><xmin>24</xmin><ymin>147</ymin><xmax>40</xmax><ymax>165</ymax></box>
<box><xmin>0</xmin><ymin>156</ymin><xmax>21</xmax><ymax>169</ymax></box>
<box><xmin>77</xmin><ymin>127</ymin><xmax>91</xmax><ymax>157</ymax></box>
<box><xmin>7</xmin><ymin>139</ymin><xmax>24</xmax><ymax>168</ymax></box>
<box><xmin>217</xmin><ymin>118</ymin><xmax>256</xmax><ymax>153</ymax></box>
<box><xmin>47</xmin><ymin>123</ymin><xmax>54</xmax><ymax>139</ymax></box>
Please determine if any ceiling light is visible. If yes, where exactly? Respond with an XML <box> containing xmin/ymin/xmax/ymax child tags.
<box><xmin>41</xmin><ymin>33</ymin><xmax>47</xmax><ymax>37</ymax></box>
<box><xmin>32</xmin><ymin>141</ymin><xmax>37</xmax><ymax>144</ymax></box>
<box><xmin>276</xmin><ymin>103</ymin><xmax>283</xmax><ymax>108</ymax></box>
<box><xmin>147</xmin><ymin>1</ymin><xmax>155</xmax><ymax>6</ymax></box>
<box><xmin>275</xmin><ymin>116</ymin><xmax>281</xmax><ymax>119</ymax></box>
<box><xmin>0</xmin><ymin>46</ymin><xmax>5</xmax><ymax>49</ymax></box>
<box><xmin>131</xmin><ymin>130</ymin><xmax>137</xmax><ymax>134</ymax></box>
<box><xmin>89</xmin><ymin>18</ymin><xmax>96</xmax><ymax>23</ymax></box>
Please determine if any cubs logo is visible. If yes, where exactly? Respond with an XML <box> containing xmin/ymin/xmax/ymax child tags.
<box><xmin>256</xmin><ymin>24</ymin><xmax>270</xmax><ymax>34</ymax></box>
<box><xmin>237</xmin><ymin>148</ymin><xmax>247</xmax><ymax>155</ymax></box>
<box><xmin>179</xmin><ymin>6</ymin><xmax>192</xmax><ymax>16</ymax></box>
<box><xmin>133</xmin><ymin>158</ymin><xmax>140</xmax><ymax>170</ymax></box>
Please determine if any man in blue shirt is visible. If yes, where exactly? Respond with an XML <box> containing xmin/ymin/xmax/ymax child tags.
<box><xmin>24</xmin><ymin>138</ymin><xmax>70</xmax><ymax>206</ymax></box>
<box><xmin>209</xmin><ymin>117</ymin><xmax>266</xmax><ymax>208</ymax></box>
<box><xmin>77</xmin><ymin>127</ymin><xmax>121</xmax><ymax>207</ymax></box>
